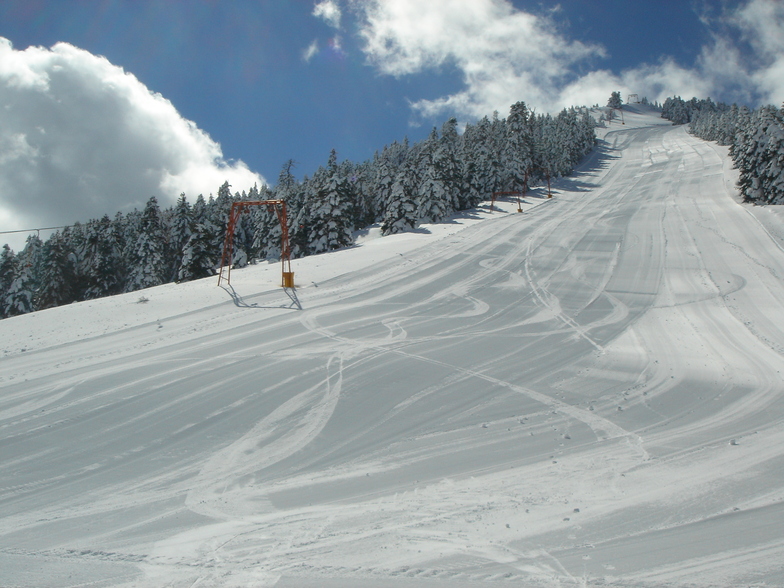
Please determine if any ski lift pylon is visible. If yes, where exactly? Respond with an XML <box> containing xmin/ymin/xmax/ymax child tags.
<box><xmin>217</xmin><ymin>200</ymin><xmax>293</xmax><ymax>288</ymax></box>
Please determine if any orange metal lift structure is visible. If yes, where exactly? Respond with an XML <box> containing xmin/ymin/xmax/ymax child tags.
<box><xmin>217</xmin><ymin>200</ymin><xmax>294</xmax><ymax>288</ymax></box>
<box><xmin>491</xmin><ymin>191</ymin><xmax>525</xmax><ymax>212</ymax></box>
<box><xmin>491</xmin><ymin>168</ymin><xmax>552</xmax><ymax>211</ymax></box>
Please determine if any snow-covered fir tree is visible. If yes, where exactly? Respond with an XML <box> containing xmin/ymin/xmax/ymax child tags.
<box><xmin>178</xmin><ymin>221</ymin><xmax>216</xmax><ymax>282</ymax></box>
<box><xmin>307</xmin><ymin>150</ymin><xmax>355</xmax><ymax>253</ymax></box>
<box><xmin>3</xmin><ymin>234</ymin><xmax>42</xmax><ymax>317</ymax></box>
<box><xmin>416</xmin><ymin>128</ymin><xmax>453</xmax><ymax>224</ymax></box>
<box><xmin>125</xmin><ymin>196</ymin><xmax>168</xmax><ymax>292</ymax></box>
<box><xmin>0</xmin><ymin>244</ymin><xmax>17</xmax><ymax>319</ymax></box>
<box><xmin>250</xmin><ymin>183</ymin><xmax>281</xmax><ymax>260</ymax></box>
<box><xmin>82</xmin><ymin>216</ymin><xmax>123</xmax><ymax>299</ymax></box>
<box><xmin>503</xmin><ymin>101</ymin><xmax>535</xmax><ymax>192</ymax></box>
<box><xmin>381</xmin><ymin>156</ymin><xmax>419</xmax><ymax>235</ymax></box>
<box><xmin>35</xmin><ymin>229</ymin><xmax>77</xmax><ymax>310</ymax></box>
<box><xmin>607</xmin><ymin>91</ymin><xmax>623</xmax><ymax>110</ymax></box>
<box><xmin>736</xmin><ymin>105</ymin><xmax>784</xmax><ymax>204</ymax></box>
<box><xmin>169</xmin><ymin>193</ymin><xmax>193</xmax><ymax>280</ymax></box>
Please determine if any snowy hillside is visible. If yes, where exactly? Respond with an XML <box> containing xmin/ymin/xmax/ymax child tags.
<box><xmin>2</xmin><ymin>106</ymin><xmax>784</xmax><ymax>587</ymax></box>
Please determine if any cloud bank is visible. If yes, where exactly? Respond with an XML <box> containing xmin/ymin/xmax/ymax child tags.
<box><xmin>0</xmin><ymin>37</ymin><xmax>263</xmax><ymax>246</ymax></box>
<box><xmin>346</xmin><ymin>0</ymin><xmax>784</xmax><ymax>119</ymax></box>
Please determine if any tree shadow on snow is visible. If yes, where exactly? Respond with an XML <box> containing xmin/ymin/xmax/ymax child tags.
<box><xmin>553</xmin><ymin>139</ymin><xmax>619</xmax><ymax>193</ymax></box>
<box><xmin>439</xmin><ymin>210</ymin><xmax>483</xmax><ymax>223</ymax></box>
<box><xmin>221</xmin><ymin>284</ymin><xmax>302</xmax><ymax>311</ymax></box>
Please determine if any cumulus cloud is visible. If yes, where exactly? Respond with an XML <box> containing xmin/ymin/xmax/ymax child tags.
<box><xmin>352</xmin><ymin>0</ymin><xmax>603</xmax><ymax>118</ymax></box>
<box><xmin>347</xmin><ymin>0</ymin><xmax>784</xmax><ymax>120</ymax></box>
<box><xmin>0</xmin><ymin>37</ymin><xmax>263</xmax><ymax>246</ymax></box>
<box><xmin>314</xmin><ymin>0</ymin><xmax>342</xmax><ymax>29</ymax></box>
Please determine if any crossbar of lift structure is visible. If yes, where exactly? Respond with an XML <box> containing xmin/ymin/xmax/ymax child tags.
<box><xmin>217</xmin><ymin>200</ymin><xmax>294</xmax><ymax>288</ymax></box>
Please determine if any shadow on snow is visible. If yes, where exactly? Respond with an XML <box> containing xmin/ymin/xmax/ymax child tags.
<box><xmin>221</xmin><ymin>284</ymin><xmax>302</xmax><ymax>311</ymax></box>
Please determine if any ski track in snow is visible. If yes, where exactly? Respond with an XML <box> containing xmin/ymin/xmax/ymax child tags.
<box><xmin>2</xmin><ymin>106</ymin><xmax>784</xmax><ymax>587</ymax></box>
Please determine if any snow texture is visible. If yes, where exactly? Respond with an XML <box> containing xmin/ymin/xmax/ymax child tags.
<box><xmin>2</xmin><ymin>106</ymin><xmax>784</xmax><ymax>587</ymax></box>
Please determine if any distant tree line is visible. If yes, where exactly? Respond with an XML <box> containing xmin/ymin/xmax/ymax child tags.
<box><xmin>1</xmin><ymin>101</ymin><xmax>597</xmax><ymax>319</ymax></box>
<box><xmin>661</xmin><ymin>96</ymin><xmax>784</xmax><ymax>204</ymax></box>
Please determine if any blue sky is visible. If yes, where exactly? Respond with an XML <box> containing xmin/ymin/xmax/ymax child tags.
<box><xmin>1</xmin><ymin>0</ymin><xmax>783</xmax><ymax>249</ymax></box>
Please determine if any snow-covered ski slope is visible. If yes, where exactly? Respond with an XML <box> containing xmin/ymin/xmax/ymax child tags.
<box><xmin>3</xmin><ymin>106</ymin><xmax>784</xmax><ymax>587</ymax></box>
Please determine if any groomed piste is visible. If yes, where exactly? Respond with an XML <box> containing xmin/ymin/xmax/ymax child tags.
<box><xmin>2</xmin><ymin>106</ymin><xmax>784</xmax><ymax>587</ymax></box>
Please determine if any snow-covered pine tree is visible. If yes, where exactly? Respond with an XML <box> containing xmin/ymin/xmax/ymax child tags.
<box><xmin>269</xmin><ymin>160</ymin><xmax>309</xmax><ymax>259</ymax></box>
<box><xmin>169</xmin><ymin>193</ymin><xmax>193</xmax><ymax>280</ymax></box>
<box><xmin>372</xmin><ymin>148</ymin><xmax>398</xmax><ymax>222</ymax></box>
<box><xmin>3</xmin><ymin>234</ymin><xmax>42</xmax><ymax>317</ymax></box>
<box><xmin>290</xmin><ymin>198</ymin><xmax>312</xmax><ymax>259</ymax></box>
<box><xmin>288</xmin><ymin>178</ymin><xmax>313</xmax><ymax>259</ymax></box>
<box><xmin>177</xmin><ymin>221</ymin><xmax>216</xmax><ymax>282</ymax></box>
<box><xmin>462</xmin><ymin>116</ymin><xmax>495</xmax><ymax>203</ymax></box>
<box><xmin>435</xmin><ymin>117</ymin><xmax>465</xmax><ymax>210</ymax></box>
<box><xmin>0</xmin><ymin>244</ymin><xmax>16</xmax><ymax>319</ymax></box>
<box><xmin>661</xmin><ymin>96</ymin><xmax>693</xmax><ymax>125</ymax></box>
<box><xmin>35</xmin><ymin>229</ymin><xmax>77</xmax><ymax>309</ymax></box>
<box><xmin>252</xmin><ymin>188</ymin><xmax>281</xmax><ymax>260</ymax></box>
<box><xmin>80</xmin><ymin>216</ymin><xmax>123</xmax><ymax>299</ymax></box>
<box><xmin>226</xmin><ymin>186</ymin><xmax>257</xmax><ymax>269</ymax></box>
<box><xmin>607</xmin><ymin>91</ymin><xmax>623</xmax><ymax>110</ymax></box>
<box><xmin>192</xmin><ymin>194</ymin><xmax>208</xmax><ymax>227</ymax></box>
<box><xmin>381</xmin><ymin>155</ymin><xmax>418</xmax><ymax>235</ymax></box>
<box><xmin>307</xmin><ymin>150</ymin><xmax>355</xmax><ymax>253</ymax></box>
<box><xmin>536</xmin><ymin>113</ymin><xmax>562</xmax><ymax>181</ymax></box>
<box><xmin>344</xmin><ymin>159</ymin><xmax>374</xmax><ymax>228</ymax></box>
<box><xmin>503</xmin><ymin>101</ymin><xmax>534</xmax><ymax>192</ymax></box>
<box><xmin>242</xmin><ymin>184</ymin><xmax>262</xmax><ymax>262</ymax></box>
<box><xmin>489</xmin><ymin>111</ymin><xmax>507</xmax><ymax>189</ymax></box>
<box><xmin>416</xmin><ymin>127</ymin><xmax>453</xmax><ymax>224</ymax></box>
<box><xmin>737</xmin><ymin>105</ymin><xmax>784</xmax><ymax>204</ymax></box>
<box><xmin>125</xmin><ymin>196</ymin><xmax>168</xmax><ymax>292</ymax></box>
<box><xmin>716</xmin><ymin>104</ymin><xmax>742</xmax><ymax>146</ymax></box>
<box><xmin>563</xmin><ymin>107</ymin><xmax>595</xmax><ymax>168</ymax></box>
<box><xmin>371</xmin><ymin>140</ymin><xmax>410</xmax><ymax>222</ymax></box>
<box><xmin>760</xmin><ymin>108</ymin><xmax>784</xmax><ymax>204</ymax></box>
<box><xmin>207</xmin><ymin>181</ymin><xmax>234</xmax><ymax>256</ymax></box>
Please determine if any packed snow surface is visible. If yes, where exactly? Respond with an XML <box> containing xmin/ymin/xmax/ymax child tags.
<box><xmin>2</xmin><ymin>106</ymin><xmax>784</xmax><ymax>587</ymax></box>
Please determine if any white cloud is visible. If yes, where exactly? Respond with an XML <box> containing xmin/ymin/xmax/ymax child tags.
<box><xmin>732</xmin><ymin>0</ymin><xmax>784</xmax><ymax>104</ymax></box>
<box><xmin>349</xmin><ymin>0</ymin><xmax>784</xmax><ymax>120</ymax></box>
<box><xmin>734</xmin><ymin>0</ymin><xmax>784</xmax><ymax>55</ymax></box>
<box><xmin>303</xmin><ymin>39</ymin><xmax>319</xmax><ymax>62</ymax></box>
<box><xmin>351</xmin><ymin>0</ymin><xmax>604</xmax><ymax>117</ymax></box>
<box><xmin>314</xmin><ymin>0</ymin><xmax>342</xmax><ymax>29</ymax></box>
<box><xmin>330</xmin><ymin>35</ymin><xmax>345</xmax><ymax>56</ymax></box>
<box><xmin>0</xmin><ymin>37</ymin><xmax>264</xmax><ymax>249</ymax></box>
<box><xmin>558</xmin><ymin>58</ymin><xmax>718</xmax><ymax>110</ymax></box>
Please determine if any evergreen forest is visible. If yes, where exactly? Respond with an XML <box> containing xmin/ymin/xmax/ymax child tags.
<box><xmin>0</xmin><ymin>100</ymin><xmax>598</xmax><ymax>318</ymax></box>
<box><xmin>661</xmin><ymin>96</ymin><xmax>784</xmax><ymax>205</ymax></box>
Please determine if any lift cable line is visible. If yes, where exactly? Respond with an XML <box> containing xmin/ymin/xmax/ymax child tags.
<box><xmin>217</xmin><ymin>200</ymin><xmax>294</xmax><ymax>288</ymax></box>
<box><xmin>0</xmin><ymin>225</ymin><xmax>69</xmax><ymax>238</ymax></box>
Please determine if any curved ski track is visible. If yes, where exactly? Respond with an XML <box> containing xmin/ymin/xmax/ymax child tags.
<box><xmin>2</xmin><ymin>112</ymin><xmax>784</xmax><ymax>587</ymax></box>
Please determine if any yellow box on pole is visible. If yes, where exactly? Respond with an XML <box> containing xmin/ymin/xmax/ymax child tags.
<box><xmin>282</xmin><ymin>272</ymin><xmax>295</xmax><ymax>288</ymax></box>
